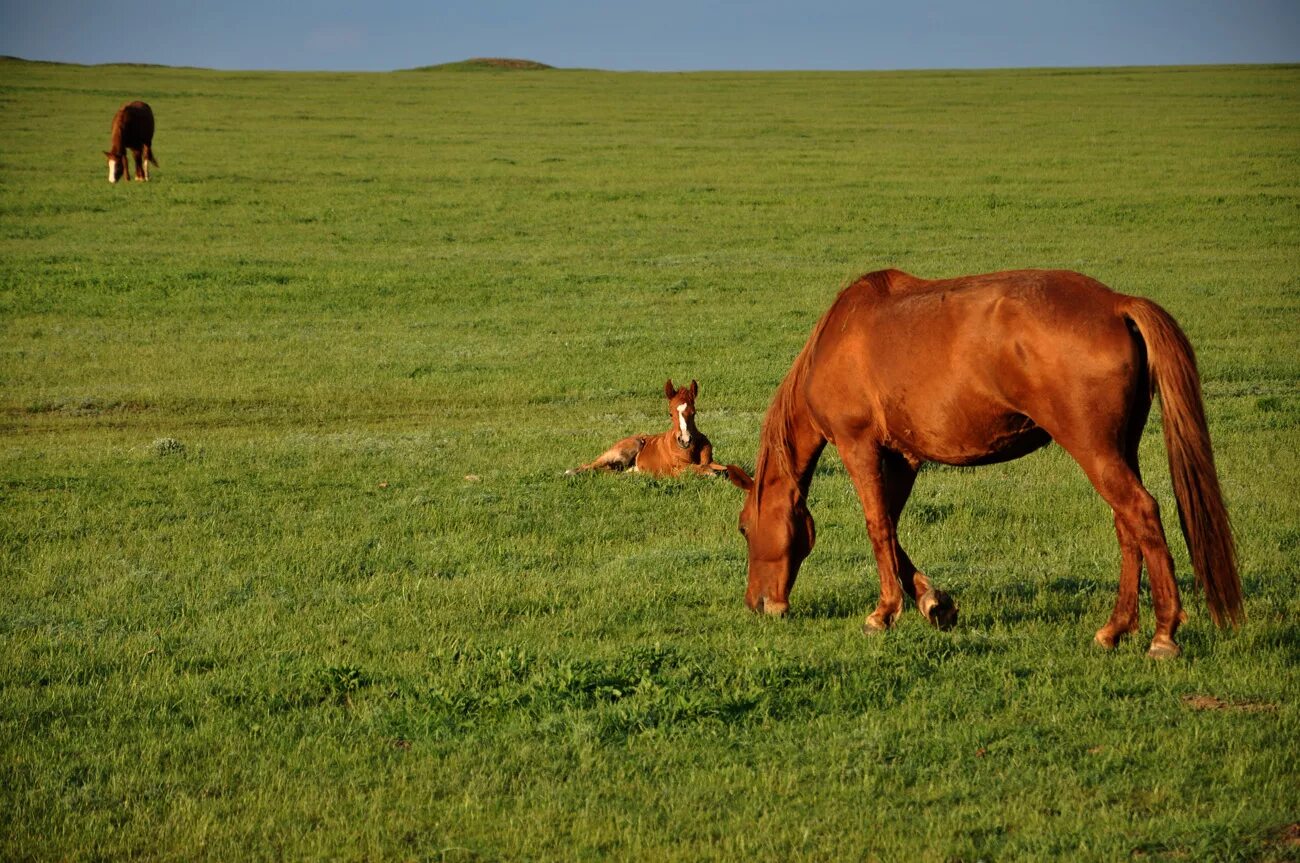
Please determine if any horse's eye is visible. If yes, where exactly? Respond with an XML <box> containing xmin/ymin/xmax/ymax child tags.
<box><xmin>738</xmin><ymin>523</ymin><xmax>748</xmax><ymax>537</ymax></box>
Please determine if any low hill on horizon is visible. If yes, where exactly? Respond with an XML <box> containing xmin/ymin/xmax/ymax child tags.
<box><xmin>410</xmin><ymin>57</ymin><xmax>554</xmax><ymax>72</ymax></box>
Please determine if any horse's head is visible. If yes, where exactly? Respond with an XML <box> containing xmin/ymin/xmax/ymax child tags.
<box><xmin>737</xmin><ymin>463</ymin><xmax>815</xmax><ymax>616</ymax></box>
<box><xmin>104</xmin><ymin>151</ymin><xmax>126</xmax><ymax>184</ymax></box>
<box><xmin>734</xmin><ymin>376</ymin><xmax>823</xmax><ymax>617</ymax></box>
<box><xmin>664</xmin><ymin>378</ymin><xmax>699</xmax><ymax>447</ymax></box>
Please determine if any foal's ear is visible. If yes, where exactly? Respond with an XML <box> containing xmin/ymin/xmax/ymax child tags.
<box><xmin>664</xmin><ymin>379</ymin><xmax>675</xmax><ymax>399</ymax></box>
<box><xmin>689</xmin><ymin>379</ymin><xmax>698</xmax><ymax>397</ymax></box>
<box><xmin>103</xmin><ymin>151</ymin><xmax>114</xmax><ymax>159</ymax></box>
<box><xmin>724</xmin><ymin>464</ymin><xmax>753</xmax><ymax>492</ymax></box>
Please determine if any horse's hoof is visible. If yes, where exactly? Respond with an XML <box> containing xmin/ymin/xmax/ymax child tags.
<box><xmin>863</xmin><ymin>612</ymin><xmax>893</xmax><ymax>634</ymax></box>
<box><xmin>1146</xmin><ymin>638</ymin><xmax>1181</xmax><ymax>660</ymax></box>
<box><xmin>1094</xmin><ymin>629</ymin><xmax>1121</xmax><ymax>650</ymax></box>
<box><xmin>918</xmin><ymin>589</ymin><xmax>958</xmax><ymax>631</ymax></box>
<box><xmin>1094</xmin><ymin>622</ymin><xmax>1139</xmax><ymax>650</ymax></box>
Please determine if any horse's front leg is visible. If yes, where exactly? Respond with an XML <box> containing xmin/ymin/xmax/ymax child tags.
<box><xmin>880</xmin><ymin>452</ymin><xmax>957</xmax><ymax>630</ymax></box>
<box><xmin>839</xmin><ymin>443</ymin><xmax>908</xmax><ymax>632</ymax></box>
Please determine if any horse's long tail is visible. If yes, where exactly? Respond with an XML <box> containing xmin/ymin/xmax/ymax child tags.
<box><xmin>1122</xmin><ymin>297</ymin><xmax>1243</xmax><ymax>627</ymax></box>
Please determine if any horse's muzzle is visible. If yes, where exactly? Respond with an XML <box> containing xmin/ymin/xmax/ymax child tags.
<box><xmin>753</xmin><ymin>595</ymin><xmax>789</xmax><ymax>617</ymax></box>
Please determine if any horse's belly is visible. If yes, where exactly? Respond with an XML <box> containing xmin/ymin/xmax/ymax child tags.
<box><xmin>886</xmin><ymin>408</ymin><xmax>1051</xmax><ymax>467</ymax></box>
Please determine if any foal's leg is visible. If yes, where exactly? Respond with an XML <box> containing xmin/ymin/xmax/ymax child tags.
<box><xmin>839</xmin><ymin>443</ymin><xmax>908</xmax><ymax>632</ymax></box>
<box><xmin>565</xmin><ymin>436</ymin><xmax>644</xmax><ymax>475</ymax></box>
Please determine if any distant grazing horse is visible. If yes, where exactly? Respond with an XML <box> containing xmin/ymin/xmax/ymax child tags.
<box><xmin>733</xmin><ymin>269</ymin><xmax>1242</xmax><ymax>658</ymax></box>
<box><xmin>568</xmin><ymin>379</ymin><xmax>751</xmax><ymax>482</ymax></box>
<box><xmin>104</xmin><ymin>101</ymin><xmax>156</xmax><ymax>183</ymax></box>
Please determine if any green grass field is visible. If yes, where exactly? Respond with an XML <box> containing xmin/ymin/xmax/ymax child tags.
<box><xmin>2</xmin><ymin>57</ymin><xmax>1298</xmax><ymax>861</ymax></box>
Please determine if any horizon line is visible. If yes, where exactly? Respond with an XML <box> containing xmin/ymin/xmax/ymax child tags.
<box><xmin>3</xmin><ymin>53</ymin><xmax>1298</xmax><ymax>76</ymax></box>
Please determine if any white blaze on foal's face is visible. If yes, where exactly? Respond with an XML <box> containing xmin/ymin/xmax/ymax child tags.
<box><xmin>676</xmin><ymin>403</ymin><xmax>690</xmax><ymax>443</ymax></box>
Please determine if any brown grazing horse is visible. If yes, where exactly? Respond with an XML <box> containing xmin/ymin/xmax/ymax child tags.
<box><xmin>568</xmin><ymin>379</ymin><xmax>750</xmax><ymax>481</ymax></box>
<box><xmin>104</xmin><ymin>101</ymin><xmax>157</xmax><ymax>183</ymax></box>
<box><xmin>733</xmin><ymin>269</ymin><xmax>1242</xmax><ymax>658</ymax></box>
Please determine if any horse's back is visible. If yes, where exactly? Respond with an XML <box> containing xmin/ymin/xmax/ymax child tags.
<box><xmin>114</xmin><ymin>101</ymin><xmax>155</xmax><ymax>146</ymax></box>
<box><xmin>821</xmin><ymin>268</ymin><xmax>1132</xmax><ymax>374</ymax></box>
<box><xmin>807</xmin><ymin>269</ymin><xmax>1145</xmax><ymax>464</ymax></box>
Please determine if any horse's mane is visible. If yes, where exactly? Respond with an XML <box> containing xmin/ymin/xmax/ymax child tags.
<box><xmin>753</xmin><ymin>270</ymin><xmax>892</xmax><ymax>503</ymax></box>
<box><xmin>754</xmin><ymin>332</ymin><xmax>820</xmax><ymax>501</ymax></box>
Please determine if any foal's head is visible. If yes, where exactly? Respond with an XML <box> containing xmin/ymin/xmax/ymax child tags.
<box><xmin>104</xmin><ymin>151</ymin><xmax>126</xmax><ymax>184</ymax></box>
<box><xmin>663</xmin><ymin>378</ymin><xmax>699</xmax><ymax>446</ymax></box>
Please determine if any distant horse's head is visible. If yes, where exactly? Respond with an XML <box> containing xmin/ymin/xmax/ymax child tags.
<box><xmin>104</xmin><ymin>151</ymin><xmax>126</xmax><ymax>184</ymax></box>
<box><xmin>663</xmin><ymin>378</ymin><xmax>699</xmax><ymax>447</ymax></box>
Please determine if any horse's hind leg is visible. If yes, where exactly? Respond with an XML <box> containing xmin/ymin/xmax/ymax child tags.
<box><xmin>1059</xmin><ymin>439</ymin><xmax>1183</xmax><ymax>658</ymax></box>
<box><xmin>565</xmin><ymin>436</ymin><xmax>644</xmax><ymax>475</ymax></box>
<box><xmin>131</xmin><ymin>148</ymin><xmax>146</xmax><ymax>181</ymax></box>
<box><xmin>141</xmin><ymin>145</ymin><xmax>152</xmax><ymax>180</ymax></box>
<box><xmin>1094</xmin><ymin>513</ymin><xmax>1143</xmax><ymax>649</ymax></box>
<box><xmin>1095</xmin><ymin>440</ymin><xmax>1146</xmax><ymax>649</ymax></box>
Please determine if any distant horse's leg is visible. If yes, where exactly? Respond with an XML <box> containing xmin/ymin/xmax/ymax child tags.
<box><xmin>566</xmin><ymin>436</ymin><xmax>644</xmax><ymax>475</ymax></box>
<box><xmin>881</xmin><ymin>452</ymin><xmax>957</xmax><ymax>629</ymax></box>
<box><xmin>131</xmin><ymin>148</ymin><xmax>146</xmax><ymax>181</ymax></box>
<box><xmin>839</xmin><ymin>442</ymin><xmax>907</xmax><ymax>632</ymax></box>
<box><xmin>142</xmin><ymin>145</ymin><xmax>152</xmax><ymax>181</ymax></box>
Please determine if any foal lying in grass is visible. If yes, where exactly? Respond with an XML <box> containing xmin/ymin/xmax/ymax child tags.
<box><xmin>567</xmin><ymin>379</ymin><xmax>751</xmax><ymax>485</ymax></box>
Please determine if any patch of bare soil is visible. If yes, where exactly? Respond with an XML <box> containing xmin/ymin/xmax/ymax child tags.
<box><xmin>1180</xmin><ymin>694</ymin><xmax>1277</xmax><ymax>713</ymax></box>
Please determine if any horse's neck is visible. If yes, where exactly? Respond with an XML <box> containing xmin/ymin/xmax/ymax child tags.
<box><xmin>108</xmin><ymin>122</ymin><xmax>124</xmax><ymax>155</ymax></box>
<box><xmin>755</xmin><ymin>396</ymin><xmax>825</xmax><ymax>506</ymax></box>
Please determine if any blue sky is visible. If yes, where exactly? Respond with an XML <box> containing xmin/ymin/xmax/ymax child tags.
<box><xmin>2</xmin><ymin>0</ymin><xmax>1297</xmax><ymax>72</ymax></box>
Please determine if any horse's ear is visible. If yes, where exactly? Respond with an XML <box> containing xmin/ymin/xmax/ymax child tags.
<box><xmin>689</xmin><ymin>379</ymin><xmax>698</xmax><ymax>397</ymax></box>
<box><xmin>103</xmin><ymin>151</ymin><xmax>113</xmax><ymax>159</ymax></box>
<box><xmin>664</xmin><ymin>379</ymin><xmax>675</xmax><ymax>399</ymax></box>
<box><xmin>724</xmin><ymin>464</ymin><xmax>753</xmax><ymax>491</ymax></box>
